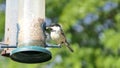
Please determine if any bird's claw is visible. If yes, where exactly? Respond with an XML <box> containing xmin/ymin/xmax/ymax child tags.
<box><xmin>57</xmin><ymin>44</ymin><xmax>61</xmax><ymax>48</ymax></box>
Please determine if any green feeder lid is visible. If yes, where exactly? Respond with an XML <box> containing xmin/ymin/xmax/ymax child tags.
<box><xmin>10</xmin><ymin>46</ymin><xmax>52</xmax><ymax>63</ymax></box>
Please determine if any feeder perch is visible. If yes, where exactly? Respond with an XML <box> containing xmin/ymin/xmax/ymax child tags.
<box><xmin>0</xmin><ymin>43</ymin><xmax>17</xmax><ymax>48</ymax></box>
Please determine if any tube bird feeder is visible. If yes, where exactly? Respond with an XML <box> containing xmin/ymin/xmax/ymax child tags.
<box><xmin>10</xmin><ymin>0</ymin><xmax>52</xmax><ymax>63</ymax></box>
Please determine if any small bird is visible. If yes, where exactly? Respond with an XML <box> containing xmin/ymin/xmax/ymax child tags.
<box><xmin>46</xmin><ymin>23</ymin><xmax>74</xmax><ymax>52</ymax></box>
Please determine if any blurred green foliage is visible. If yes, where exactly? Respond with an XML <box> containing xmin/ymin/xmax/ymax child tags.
<box><xmin>0</xmin><ymin>0</ymin><xmax>120</xmax><ymax>68</ymax></box>
<box><xmin>0</xmin><ymin>0</ymin><xmax>5</xmax><ymax>40</ymax></box>
<box><xmin>0</xmin><ymin>12</ymin><xmax>5</xmax><ymax>40</ymax></box>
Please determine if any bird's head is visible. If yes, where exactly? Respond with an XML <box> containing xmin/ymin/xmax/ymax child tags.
<box><xmin>46</xmin><ymin>23</ymin><xmax>62</xmax><ymax>32</ymax></box>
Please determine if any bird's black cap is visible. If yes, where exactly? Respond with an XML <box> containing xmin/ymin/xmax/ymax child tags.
<box><xmin>50</xmin><ymin>23</ymin><xmax>61</xmax><ymax>27</ymax></box>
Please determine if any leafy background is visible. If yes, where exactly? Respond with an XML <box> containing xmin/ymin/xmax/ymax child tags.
<box><xmin>0</xmin><ymin>0</ymin><xmax>120</xmax><ymax>68</ymax></box>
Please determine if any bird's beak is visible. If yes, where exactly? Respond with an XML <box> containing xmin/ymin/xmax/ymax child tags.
<box><xmin>46</xmin><ymin>26</ymin><xmax>49</xmax><ymax>29</ymax></box>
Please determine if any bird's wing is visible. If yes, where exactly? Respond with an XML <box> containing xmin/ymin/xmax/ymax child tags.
<box><xmin>60</xmin><ymin>29</ymin><xmax>66</xmax><ymax>37</ymax></box>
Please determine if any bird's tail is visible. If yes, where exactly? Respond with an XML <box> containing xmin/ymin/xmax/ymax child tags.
<box><xmin>65</xmin><ymin>42</ymin><xmax>74</xmax><ymax>52</ymax></box>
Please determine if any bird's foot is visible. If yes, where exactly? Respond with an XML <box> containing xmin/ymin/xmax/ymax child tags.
<box><xmin>57</xmin><ymin>44</ymin><xmax>61</xmax><ymax>48</ymax></box>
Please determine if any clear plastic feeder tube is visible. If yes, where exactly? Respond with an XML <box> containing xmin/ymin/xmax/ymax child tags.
<box><xmin>18</xmin><ymin>0</ymin><xmax>45</xmax><ymax>47</ymax></box>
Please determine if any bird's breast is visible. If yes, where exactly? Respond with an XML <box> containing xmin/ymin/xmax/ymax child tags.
<box><xmin>51</xmin><ymin>32</ymin><xmax>60</xmax><ymax>39</ymax></box>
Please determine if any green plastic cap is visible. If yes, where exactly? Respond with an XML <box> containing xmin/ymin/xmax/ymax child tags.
<box><xmin>10</xmin><ymin>46</ymin><xmax>52</xmax><ymax>63</ymax></box>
